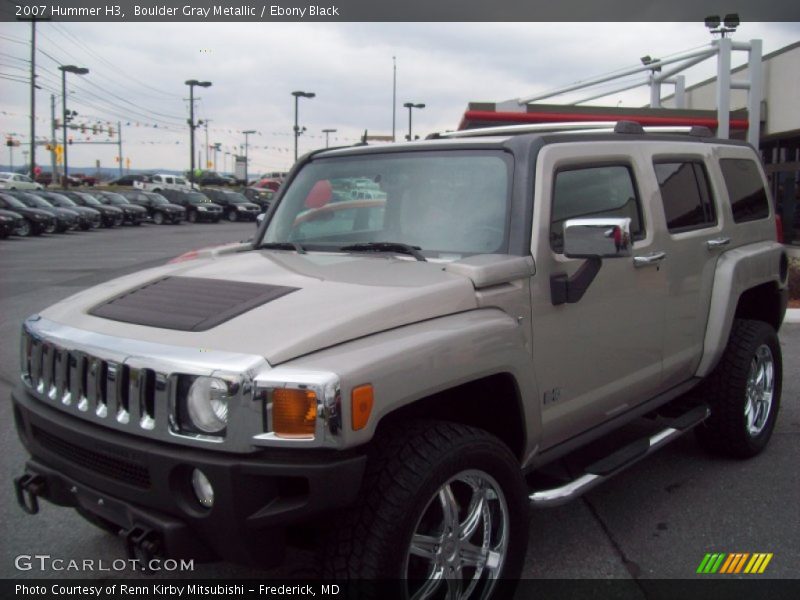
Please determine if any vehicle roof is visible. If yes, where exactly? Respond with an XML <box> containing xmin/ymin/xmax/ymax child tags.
<box><xmin>310</xmin><ymin>122</ymin><xmax>750</xmax><ymax>160</ymax></box>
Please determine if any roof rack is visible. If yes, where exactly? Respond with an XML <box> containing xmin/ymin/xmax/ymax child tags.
<box><xmin>434</xmin><ymin>121</ymin><xmax>715</xmax><ymax>139</ymax></box>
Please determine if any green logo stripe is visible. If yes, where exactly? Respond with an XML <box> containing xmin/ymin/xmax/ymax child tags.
<box><xmin>697</xmin><ymin>554</ymin><xmax>714</xmax><ymax>573</ymax></box>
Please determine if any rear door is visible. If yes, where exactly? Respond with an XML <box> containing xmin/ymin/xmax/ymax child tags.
<box><xmin>645</xmin><ymin>145</ymin><xmax>723</xmax><ymax>386</ymax></box>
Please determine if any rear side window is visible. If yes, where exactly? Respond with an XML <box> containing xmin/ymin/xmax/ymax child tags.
<box><xmin>550</xmin><ymin>165</ymin><xmax>644</xmax><ymax>253</ymax></box>
<box><xmin>719</xmin><ymin>159</ymin><xmax>770</xmax><ymax>223</ymax></box>
<box><xmin>654</xmin><ymin>161</ymin><xmax>716</xmax><ymax>232</ymax></box>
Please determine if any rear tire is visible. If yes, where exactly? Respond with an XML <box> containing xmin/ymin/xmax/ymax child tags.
<box><xmin>188</xmin><ymin>211</ymin><xmax>197</xmax><ymax>223</ymax></box>
<box><xmin>695</xmin><ymin>319</ymin><xmax>782</xmax><ymax>458</ymax></box>
<box><xmin>322</xmin><ymin>420</ymin><xmax>527</xmax><ymax>598</ymax></box>
<box><xmin>153</xmin><ymin>212</ymin><xmax>164</xmax><ymax>225</ymax></box>
<box><xmin>227</xmin><ymin>210</ymin><xmax>238</xmax><ymax>222</ymax></box>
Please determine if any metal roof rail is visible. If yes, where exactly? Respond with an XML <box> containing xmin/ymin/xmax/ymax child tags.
<box><xmin>436</xmin><ymin>121</ymin><xmax>619</xmax><ymax>138</ymax></box>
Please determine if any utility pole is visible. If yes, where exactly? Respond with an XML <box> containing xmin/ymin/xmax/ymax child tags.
<box><xmin>29</xmin><ymin>20</ymin><xmax>36</xmax><ymax>175</ymax></box>
<box><xmin>50</xmin><ymin>94</ymin><xmax>57</xmax><ymax>181</ymax></box>
<box><xmin>117</xmin><ymin>120</ymin><xmax>123</xmax><ymax>178</ymax></box>
<box><xmin>392</xmin><ymin>56</ymin><xmax>397</xmax><ymax>142</ymax></box>
<box><xmin>203</xmin><ymin>120</ymin><xmax>211</xmax><ymax>170</ymax></box>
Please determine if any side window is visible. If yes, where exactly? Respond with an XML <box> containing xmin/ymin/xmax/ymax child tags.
<box><xmin>719</xmin><ymin>159</ymin><xmax>770</xmax><ymax>223</ymax></box>
<box><xmin>550</xmin><ymin>164</ymin><xmax>643</xmax><ymax>253</ymax></box>
<box><xmin>654</xmin><ymin>161</ymin><xmax>716</xmax><ymax>233</ymax></box>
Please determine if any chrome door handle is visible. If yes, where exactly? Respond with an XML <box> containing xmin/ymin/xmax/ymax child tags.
<box><xmin>706</xmin><ymin>237</ymin><xmax>731</xmax><ymax>250</ymax></box>
<box><xmin>633</xmin><ymin>252</ymin><xmax>667</xmax><ymax>267</ymax></box>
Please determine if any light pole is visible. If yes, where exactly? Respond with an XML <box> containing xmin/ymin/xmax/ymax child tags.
<box><xmin>59</xmin><ymin>65</ymin><xmax>88</xmax><ymax>186</ymax></box>
<box><xmin>403</xmin><ymin>102</ymin><xmax>425</xmax><ymax>141</ymax></box>
<box><xmin>292</xmin><ymin>90</ymin><xmax>315</xmax><ymax>161</ymax></box>
<box><xmin>212</xmin><ymin>142</ymin><xmax>221</xmax><ymax>171</ymax></box>
<box><xmin>185</xmin><ymin>79</ymin><xmax>211</xmax><ymax>188</ymax></box>
<box><xmin>322</xmin><ymin>128</ymin><xmax>337</xmax><ymax>148</ymax></box>
<box><xmin>392</xmin><ymin>56</ymin><xmax>397</xmax><ymax>142</ymax></box>
<box><xmin>242</xmin><ymin>130</ymin><xmax>256</xmax><ymax>184</ymax></box>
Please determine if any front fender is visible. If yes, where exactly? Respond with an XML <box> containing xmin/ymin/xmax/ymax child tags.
<box><xmin>281</xmin><ymin>308</ymin><xmax>539</xmax><ymax>458</ymax></box>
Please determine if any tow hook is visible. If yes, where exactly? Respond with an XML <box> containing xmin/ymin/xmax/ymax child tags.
<box><xmin>124</xmin><ymin>526</ymin><xmax>163</xmax><ymax>568</ymax></box>
<box><xmin>14</xmin><ymin>473</ymin><xmax>46</xmax><ymax>515</ymax></box>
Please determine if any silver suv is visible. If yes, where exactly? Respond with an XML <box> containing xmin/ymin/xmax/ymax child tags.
<box><xmin>13</xmin><ymin>122</ymin><xmax>789</xmax><ymax>595</ymax></box>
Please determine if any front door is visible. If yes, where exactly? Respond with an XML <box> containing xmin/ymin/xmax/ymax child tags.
<box><xmin>529</xmin><ymin>143</ymin><xmax>668</xmax><ymax>450</ymax></box>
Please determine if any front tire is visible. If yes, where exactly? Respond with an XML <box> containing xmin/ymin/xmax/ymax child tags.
<box><xmin>188</xmin><ymin>210</ymin><xmax>197</xmax><ymax>223</ymax></box>
<box><xmin>227</xmin><ymin>210</ymin><xmax>238</xmax><ymax>222</ymax></box>
<box><xmin>153</xmin><ymin>212</ymin><xmax>164</xmax><ymax>225</ymax></box>
<box><xmin>323</xmin><ymin>421</ymin><xmax>527</xmax><ymax>598</ymax></box>
<box><xmin>695</xmin><ymin>319</ymin><xmax>782</xmax><ymax>458</ymax></box>
<box><xmin>15</xmin><ymin>220</ymin><xmax>32</xmax><ymax>237</ymax></box>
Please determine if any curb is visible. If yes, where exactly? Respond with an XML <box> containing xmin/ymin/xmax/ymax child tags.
<box><xmin>785</xmin><ymin>308</ymin><xmax>800</xmax><ymax>324</ymax></box>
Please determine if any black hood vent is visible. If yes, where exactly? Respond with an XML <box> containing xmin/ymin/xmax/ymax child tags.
<box><xmin>89</xmin><ymin>276</ymin><xmax>298</xmax><ymax>331</ymax></box>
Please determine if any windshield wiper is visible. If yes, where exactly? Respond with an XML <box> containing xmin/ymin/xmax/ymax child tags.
<box><xmin>339</xmin><ymin>242</ymin><xmax>426</xmax><ymax>262</ymax></box>
<box><xmin>260</xmin><ymin>241</ymin><xmax>307</xmax><ymax>254</ymax></box>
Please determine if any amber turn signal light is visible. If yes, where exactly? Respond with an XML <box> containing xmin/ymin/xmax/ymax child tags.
<box><xmin>272</xmin><ymin>388</ymin><xmax>317</xmax><ymax>438</ymax></box>
<box><xmin>351</xmin><ymin>384</ymin><xmax>374</xmax><ymax>431</ymax></box>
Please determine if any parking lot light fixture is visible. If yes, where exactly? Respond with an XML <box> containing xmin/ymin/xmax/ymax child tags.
<box><xmin>185</xmin><ymin>79</ymin><xmax>212</xmax><ymax>188</ymax></box>
<box><xmin>59</xmin><ymin>65</ymin><xmax>88</xmax><ymax>186</ymax></box>
<box><xmin>322</xmin><ymin>128</ymin><xmax>337</xmax><ymax>148</ymax></box>
<box><xmin>292</xmin><ymin>91</ymin><xmax>315</xmax><ymax>161</ymax></box>
<box><xmin>403</xmin><ymin>102</ymin><xmax>425</xmax><ymax>141</ymax></box>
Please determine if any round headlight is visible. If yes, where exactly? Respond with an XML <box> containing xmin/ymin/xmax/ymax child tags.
<box><xmin>191</xmin><ymin>468</ymin><xmax>214</xmax><ymax>508</ymax></box>
<box><xmin>187</xmin><ymin>376</ymin><xmax>229</xmax><ymax>433</ymax></box>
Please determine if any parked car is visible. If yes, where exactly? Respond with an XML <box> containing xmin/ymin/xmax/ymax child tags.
<box><xmin>120</xmin><ymin>190</ymin><xmax>185</xmax><ymax>224</ymax></box>
<box><xmin>201</xmin><ymin>188</ymin><xmax>260</xmax><ymax>221</ymax></box>
<box><xmin>58</xmin><ymin>191</ymin><xmax>124</xmax><ymax>228</ymax></box>
<box><xmin>252</xmin><ymin>177</ymin><xmax>282</xmax><ymax>192</ymax></box>
<box><xmin>34</xmin><ymin>191</ymin><xmax>101</xmax><ymax>230</ymax></box>
<box><xmin>134</xmin><ymin>173</ymin><xmax>195</xmax><ymax>192</ymax></box>
<box><xmin>194</xmin><ymin>171</ymin><xmax>236</xmax><ymax>187</ymax></box>
<box><xmin>241</xmin><ymin>187</ymin><xmax>274</xmax><ymax>211</ymax></box>
<box><xmin>107</xmin><ymin>174</ymin><xmax>147</xmax><ymax>186</ymax></box>
<box><xmin>159</xmin><ymin>189</ymin><xmax>223</xmax><ymax>223</ymax></box>
<box><xmin>94</xmin><ymin>191</ymin><xmax>148</xmax><ymax>225</ymax></box>
<box><xmin>34</xmin><ymin>172</ymin><xmax>81</xmax><ymax>187</ymax></box>
<box><xmin>5</xmin><ymin>190</ymin><xmax>79</xmax><ymax>232</ymax></box>
<box><xmin>71</xmin><ymin>173</ymin><xmax>98</xmax><ymax>186</ymax></box>
<box><xmin>0</xmin><ymin>209</ymin><xmax>24</xmax><ymax>238</ymax></box>
<box><xmin>0</xmin><ymin>192</ymin><xmax>56</xmax><ymax>235</ymax></box>
<box><xmin>0</xmin><ymin>172</ymin><xmax>43</xmax><ymax>190</ymax></box>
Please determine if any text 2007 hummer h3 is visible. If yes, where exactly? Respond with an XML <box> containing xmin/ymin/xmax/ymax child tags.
<box><xmin>13</xmin><ymin>122</ymin><xmax>789</xmax><ymax>595</ymax></box>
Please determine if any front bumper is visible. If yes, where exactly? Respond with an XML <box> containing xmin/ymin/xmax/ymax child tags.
<box><xmin>193</xmin><ymin>210</ymin><xmax>221</xmax><ymax>221</ymax></box>
<box><xmin>12</xmin><ymin>385</ymin><xmax>366</xmax><ymax>567</ymax></box>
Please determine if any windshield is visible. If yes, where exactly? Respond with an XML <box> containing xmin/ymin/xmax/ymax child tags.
<box><xmin>223</xmin><ymin>192</ymin><xmax>249</xmax><ymax>203</ymax></box>
<box><xmin>186</xmin><ymin>192</ymin><xmax>212</xmax><ymax>204</ymax></box>
<box><xmin>102</xmin><ymin>192</ymin><xmax>130</xmax><ymax>205</ymax></box>
<box><xmin>0</xmin><ymin>194</ymin><xmax>26</xmax><ymax>209</ymax></box>
<box><xmin>175</xmin><ymin>177</ymin><xmax>188</xmax><ymax>185</ymax></box>
<box><xmin>18</xmin><ymin>193</ymin><xmax>53</xmax><ymax>209</ymax></box>
<box><xmin>144</xmin><ymin>193</ymin><xmax>168</xmax><ymax>205</ymax></box>
<box><xmin>76</xmin><ymin>193</ymin><xmax>101</xmax><ymax>206</ymax></box>
<box><xmin>44</xmin><ymin>193</ymin><xmax>76</xmax><ymax>206</ymax></box>
<box><xmin>261</xmin><ymin>151</ymin><xmax>511</xmax><ymax>258</ymax></box>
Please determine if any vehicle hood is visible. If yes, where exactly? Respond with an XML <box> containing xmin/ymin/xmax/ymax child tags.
<box><xmin>161</xmin><ymin>203</ymin><xmax>184</xmax><ymax>212</ymax></box>
<box><xmin>122</xmin><ymin>204</ymin><xmax>147</xmax><ymax>213</ymax></box>
<box><xmin>68</xmin><ymin>206</ymin><xmax>100</xmax><ymax>216</ymax></box>
<box><xmin>40</xmin><ymin>250</ymin><xmax>479</xmax><ymax>365</ymax></box>
<box><xmin>97</xmin><ymin>205</ymin><xmax>123</xmax><ymax>214</ymax></box>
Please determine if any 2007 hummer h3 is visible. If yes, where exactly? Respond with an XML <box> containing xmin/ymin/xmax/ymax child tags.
<box><xmin>13</xmin><ymin>121</ymin><xmax>789</xmax><ymax>596</ymax></box>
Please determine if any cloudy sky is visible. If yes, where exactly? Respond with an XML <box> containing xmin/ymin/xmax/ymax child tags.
<box><xmin>1</xmin><ymin>21</ymin><xmax>798</xmax><ymax>174</ymax></box>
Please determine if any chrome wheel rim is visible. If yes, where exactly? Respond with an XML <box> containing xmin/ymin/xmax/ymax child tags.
<box><xmin>405</xmin><ymin>470</ymin><xmax>509</xmax><ymax>600</ymax></box>
<box><xmin>16</xmin><ymin>221</ymin><xmax>31</xmax><ymax>236</ymax></box>
<box><xmin>745</xmin><ymin>344</ymin><xmax>775</xmax><ymax>437</ymax></box>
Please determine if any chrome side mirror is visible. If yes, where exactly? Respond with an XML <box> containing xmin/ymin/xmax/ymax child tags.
<box><xmin>563</xmin><ymin>217</ymin><xmax>632</xmax><ymax>259</ymax></box>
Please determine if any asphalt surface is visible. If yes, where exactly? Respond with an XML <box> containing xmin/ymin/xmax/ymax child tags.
<box><xmin>0</xmin><ymin>222</ymin><xmax>797</xmax><ymax>588</ymax></box>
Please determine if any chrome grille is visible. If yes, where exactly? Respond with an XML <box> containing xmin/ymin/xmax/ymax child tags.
<box><xmin>23</xmin><ymin>329</ymin><xmax>164</xmax><ymax>434</ymax></box>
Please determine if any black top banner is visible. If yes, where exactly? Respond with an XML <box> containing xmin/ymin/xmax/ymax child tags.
<box><xmin>4</xmin><ymin>0</ymin><xmax>800</xmax><ymax>22</ymax></box>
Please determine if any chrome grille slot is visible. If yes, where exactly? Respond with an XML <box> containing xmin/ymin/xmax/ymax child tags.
<box><xmin>130</xmin><ymin>368</ymin><xmax>157</xmax><ymax>430</ymax></box>
<box><xmin>20</xmin><ymin>330</ymin><xmax>32</xmax><ymax>384</ymax></box>
<box><xmin>30</xmin><ymin>337</ymin><xmax>43</xmax><ymax>392</ymax></box>
<box><xmin>56</xmin><ymin>348</ymin><xmax>70</xmax><ymax>405</ymax></box>
<box><xmin>71</xmin><ymin>352</ymin><xmax>88</xmax><ymax>412</ymax></box>
<box><xmin>87</xmin><ymin>358</ymin><xmax>107</xmax><ymax>417</ymax></box>
<box><xmin>42</xmin><ymin>343</ymin><xmax>56</xmax><ymax>400</ymax></box>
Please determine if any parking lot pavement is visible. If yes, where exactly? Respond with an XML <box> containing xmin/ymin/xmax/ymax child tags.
<box><xmin>1</xmin><ymin>224</ymin><xmax>797</xmax><ymax>585</ymax></box>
